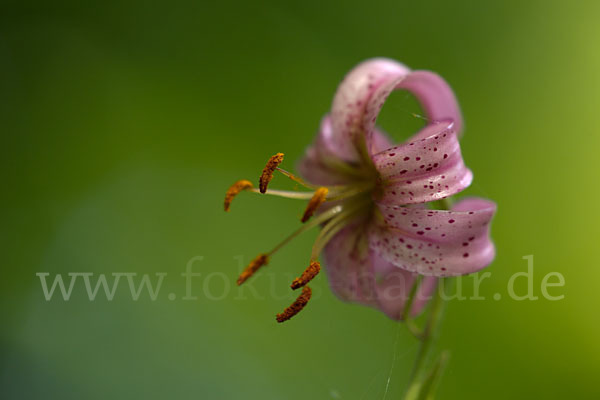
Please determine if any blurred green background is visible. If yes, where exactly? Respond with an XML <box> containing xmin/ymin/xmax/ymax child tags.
<box><xmin>1</xmin><ymin>0</ymin><xmax>599</xmax><ymax>399</ymax></box>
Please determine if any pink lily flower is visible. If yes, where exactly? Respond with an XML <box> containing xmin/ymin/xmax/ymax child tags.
<box><xmin>225</xmin><ymin>58</ymin><xmax>496</xmax><ymax>322</ymax></box>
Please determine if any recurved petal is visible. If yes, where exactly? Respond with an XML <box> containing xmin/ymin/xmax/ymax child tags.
<box><xmin>369</xmin><ymin>198</ymin><xmax>497</xmax><ymax>276</ymax></box>
<box><xmin>360</xmin><ymin>71</ymin><xmax>463</xmax><ymax>155</ymax></box>
<box><xmin>372</xmin><ymin>121</ymin><xmax>472</xmax><ymax>205</ymax></box>
<box><xmin>328</xmin><ymin>59</ymin><xmax>463</xmax><ymax>163</ymax></box>
<box><xmin>397</xmin><ymin>70</ymin><xmax>463</xmax><ymax>136</ymax></box>
<box><xmin>323</xmin><ymin>218</ymin><xmax>436</xmax><ymax>319</ymax></box>
<box><xmin>330</xmin><ymin>58</ymin><xmax>411</xmax><ymax>161</ymax></box>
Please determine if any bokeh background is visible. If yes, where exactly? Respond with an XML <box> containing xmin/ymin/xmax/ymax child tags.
<box><xmin>1</xmin><ymin>1</ymin><xmax>599</xmax><ymax>399</ymax></box>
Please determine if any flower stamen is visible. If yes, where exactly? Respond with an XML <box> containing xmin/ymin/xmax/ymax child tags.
<box><xmin>291</xmin><ymin>261</ymin><xmax>320</xmax><ymax>289</ymax></box>
<box><xmin>301</xmin><ymin>187</ymin><xmax>329</xmax><ymax>223</ymax></box>
<box><xmin>234</xmin><ymin>205</ymin><xmax>342</xmax><ymax>287</ymax></box>
<box><xmin>224</xmin><ymin>180</ymin><xmax>254</xmax><ymax>211</ymax></box>
<box><xmin>267</xmin><ymin>205</ymin><xmax>343</xmax><ymax>256</ymax></box>
<box><xmin>249</xmin><ymin>188</ymin><xmax>315</xmax><ymax>200</ymax></box>
<box><xmin>259</xmin><ymin>153</ymin><xmax>284</xmax><ymax>193</ymax></box>
<box><xmin>276</xmin><ymin>286</ymin><xmax>312</xmax><ymax>323</ymax></box>
<box><xmin>237</xmin><ymin>253</ymin><xmax>269</xmax><ymax>286</ymax></box>
<box><xmin>275</xmin><ymin>167</ymin><xmax>317</xmax><ymax>190</ymax></box>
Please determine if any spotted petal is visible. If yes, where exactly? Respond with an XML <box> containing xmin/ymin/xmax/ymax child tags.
<box><xmin>323</xmin><ymin>219</ymin><xmax>437</xmax><ymax>319</ymax></box>
<box><xmin>302</xmin><ymin>59</ymin><xmax>463</xmax><ymax>185</ymax></box>
<box><xmin>330</xmin><ymin>58</ymin><xmax>410</xmax><ymax>161</ymax></box>
<box><xmin>371</xmin><ymin>120</ymin><xmax>472</xmax><ymax>204</ymax></box>
<box><xmin>329</xmin><ymin>58</ymin><xmax>463</xmax><ymax>158</ymax></box>
<box><xmin>369</xmin><ymin>198</ymin><xmax>496</xmax><ymax>276</ymax></box>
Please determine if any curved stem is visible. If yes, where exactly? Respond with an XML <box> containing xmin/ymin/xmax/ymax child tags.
<box><xmin>402</xmin><ymin>275</ymin><xmax>424</xmax><ymax>339</ymax></box>
<box><xmin>403</xmin><ymin>278</ymin><xmax>448</xmax><ymax>400</ymax></box>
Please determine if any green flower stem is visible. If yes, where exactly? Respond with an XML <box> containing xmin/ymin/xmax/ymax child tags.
<box><xmin>402</xmin><ymin>275</ymin><xmax>424</xmax><ymax>339</ymax></box>
<box><xmin>417</xmin><ymin>350</ymin><xmax>450</xmax><ymax>400</ymax></box>
<box><xmin>403</xmin><ymin>278</ymin><xmax>449</xmax><ymax>400</ymax></box>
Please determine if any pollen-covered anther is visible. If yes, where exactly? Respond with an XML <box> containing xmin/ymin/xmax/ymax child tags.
<box><xmin>301</xmin><ymin>187</ymin><xmax>328</xmax><ymax>223</ymax></box>
<box><xmin>291</xmin><ymin>261</ymin><xmax>321</xmax><ymax>289</ymax></box>
<box><xmin>259</xmin><ymin>153</ymin><xmax>284</xmax><ymax>193</ymax></box>
<box><xmin>276</xmin><ymin>286</ymin><xmax>312</xmax><ymax>323</ymax></box>
<box><xmin>237</xmin><ymin>253</ymin><xmax>269</xmax><ymax>286</ymax></box>
<box><xmin>224</xmin><ymin>180</ymin><xmax>254</xmax><ymax>212</ymax></box>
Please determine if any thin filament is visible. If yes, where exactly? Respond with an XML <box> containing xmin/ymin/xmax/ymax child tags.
<box><xmin>250</xmin><ymin>188</ymin><xmax>315</xmax><ymax>200</ymax></box>
<box><xmin>275</xmin><ymin>167</ymin><xmax>318</xmax><ymax>190</ymax></box>
<box><xmin>267</xmin><ymin>205</ymin><xmax>343</xmax><ymax>256</ymax></box>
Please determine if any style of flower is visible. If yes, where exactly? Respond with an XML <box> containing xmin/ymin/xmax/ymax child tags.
<box><xmin>225</xmin><ymin>58</ymin><xmax>496</xmax><ymax>322</ymax></box>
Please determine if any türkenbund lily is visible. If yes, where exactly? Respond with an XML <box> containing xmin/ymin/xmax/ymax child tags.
<box><xmin>225</xmin><ymin>58</ymin><xmax>496</xmax><ymax>322</ymax></box>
